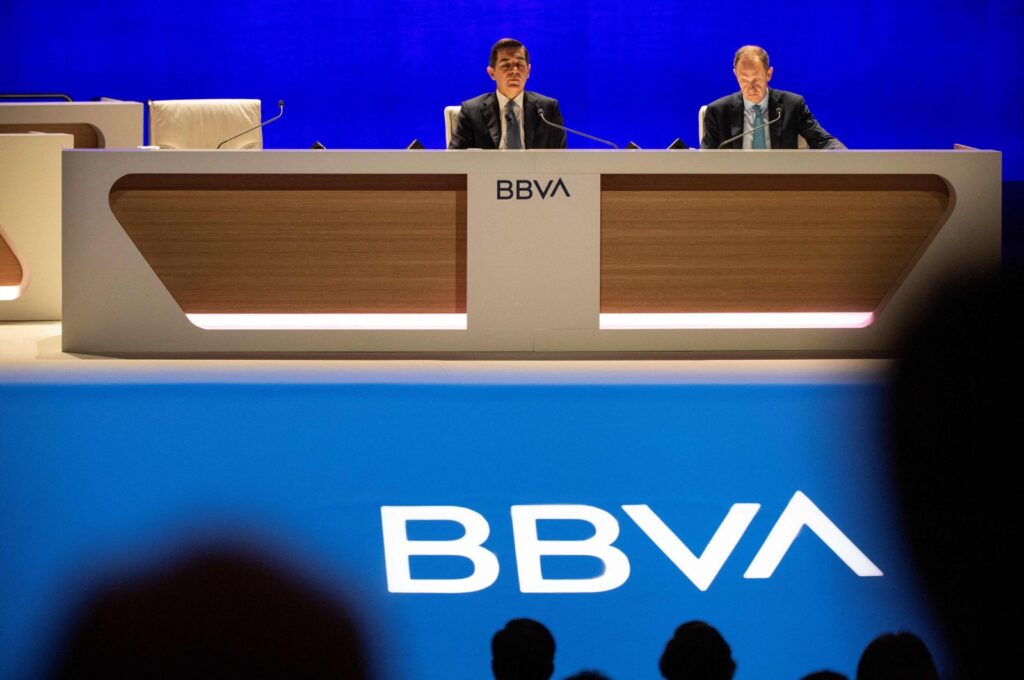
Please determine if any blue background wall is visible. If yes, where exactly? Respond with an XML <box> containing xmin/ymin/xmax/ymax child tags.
<box><xmin>1</xmin><ymin>378</ymin><xmax>943</xmax><ymax>679</ymax></box>
<box><xmin>3</xmin><ymin>0</ymin><xmax>1023</xmax><ymax>178</ymax></box>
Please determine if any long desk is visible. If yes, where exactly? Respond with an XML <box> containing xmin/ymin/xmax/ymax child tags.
<box><xmin>62</xmin><ymin>149</ymin><xmax>1000</xmax><ymax>356</ymax></box>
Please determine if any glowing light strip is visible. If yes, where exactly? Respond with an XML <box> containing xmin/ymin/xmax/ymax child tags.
<box><xmin>600</xmin><ymin>312</ymin><xmax>875</xmax><ymax>330</ymax></box>
<box><xmin>0</xmin><ymin>285</ymin><xmax>22</xmax><ymax>301</ymax></box>
<box><xmin>186</xmin><ymin>313</ymin><xmax>468</xmax><ymax>331</ymax></box>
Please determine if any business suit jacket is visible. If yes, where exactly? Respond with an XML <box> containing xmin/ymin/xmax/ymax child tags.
<box><xmin>700</xmin><ymin>88</ymin><xmax>845</xmax><ymax>150</ymax></box>
<box><xmin>448</xmin><ymin>91</ymin><xmax>567</xmax><ymax>149</ymax></box>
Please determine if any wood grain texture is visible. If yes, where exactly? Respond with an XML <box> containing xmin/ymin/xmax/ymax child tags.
<box><xmin>0</xmin><ymin>229</ymin><xmax>23</xmax><ymax>286</ymax></box>
<box><xmin>0</xmin><ymin>123</ymin><xmax>99</xmax><ymax>148</ymax></box>
<box><xmin>109</xmin><ymin>174</ymin><xmax>466</xmax><ymax>313</ymax></box>
<box><xmin>601</xmin><ymin>174</ymin><xmax>951</xmax><ymax>312</ymax></box>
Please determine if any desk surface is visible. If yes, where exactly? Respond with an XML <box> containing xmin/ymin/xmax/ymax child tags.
<box><xmin>2</xmin><ymin>321</ymin><xmax>886</xmax><ymax>383</ymax></box>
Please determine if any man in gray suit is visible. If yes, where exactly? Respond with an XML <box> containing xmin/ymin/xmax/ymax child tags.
<box><xmin>449</xmin><ymin>38</ymin><xmax>567</xmax><ymax>150</ymax></box>
<box><xmin>701</xmin><ymin>45</ymin><xmax>844</xmax><ymax>150</ymax></box>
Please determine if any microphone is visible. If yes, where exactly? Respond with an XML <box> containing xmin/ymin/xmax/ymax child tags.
<box><xmin>537</xmin><ymin>108</ymin><xmax>618</xmax><ymax>149</ymax></box>
<box><xmin>717</xmin><ymin>105</ymin><xmax>782</xmax><ymax>149</ymax></box>
<box><xmin>216</xmin><ymin>100</ymin><xmax>284</xmax><ymax>149</ymax></box>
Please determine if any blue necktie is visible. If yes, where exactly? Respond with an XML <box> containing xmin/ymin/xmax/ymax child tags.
<box><xmin>752</xmin><ymin>104</ymin><xmax>766</xmax><ymax>149</ymax></box>
<box><xmin>505</xmin><ymin>101</ymin><xmax>523</xmax><ymax>149</ymax></box>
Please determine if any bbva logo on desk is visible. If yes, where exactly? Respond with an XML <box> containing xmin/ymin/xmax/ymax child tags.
<box><xmin>381</xmin><ymin>491</ymin><xmax>883</xmax><ymax>594</ymax></box>
<box><xmin>496</xmin><ymin>178</ymin><xmax>571</xmax><ymax>200</ymax></box>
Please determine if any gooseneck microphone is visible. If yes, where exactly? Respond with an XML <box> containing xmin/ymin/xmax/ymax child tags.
<box><xmin>716</xmin><ymin>105</ymin><xmax>782</xmax><ymax>149</ymax></box>
<box><xmin>537</xmin><ymin>108</ymin><xmax>619</xmax><ymax>149</ymax></box>
<box><xmin>216</xmin><ymin>100</ymin><xmax>285</xmax><ymax>149</ymax></box>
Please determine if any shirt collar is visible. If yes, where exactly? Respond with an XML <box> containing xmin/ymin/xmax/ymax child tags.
<box><xmin>496</xmin><ymin>90</ymin><xmax>526</xmax><ymax>112</ymax></box>
<box><xmin>743</xmin><ymin>89</ymin><xmax>770</xmax><ymax>111</ymax></box>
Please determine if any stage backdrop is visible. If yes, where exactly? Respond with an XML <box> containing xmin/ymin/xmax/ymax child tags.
<box><xmin>2</xmin><ymin>0</ymin><xmax>1022</xmax><ymax>178</ymax></box>
<box><xmin>1</xmin><ymin>372</ymin><xmax>946</xmax><ymax>679</ymax></box>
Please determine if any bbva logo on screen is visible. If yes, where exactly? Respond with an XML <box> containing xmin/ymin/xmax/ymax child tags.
<box><xmin>496</xmin><ymin>178</ymin><xmax>571</xmax><ymax>200</ymax></box>
<box><xmin>381</xmin><ymin>491</ymin><xmax>882</xmax><ymax>594</ymax></box>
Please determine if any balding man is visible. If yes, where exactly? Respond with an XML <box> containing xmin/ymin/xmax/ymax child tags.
<box><xmin>701</xmin><ymin>45</ymin><xmax>844</xmax><ymax>150</ymax></box>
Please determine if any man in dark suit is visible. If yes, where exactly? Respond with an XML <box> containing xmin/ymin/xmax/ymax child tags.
<box><xmin>449</xmin><ymin>38</ymin><xmax>567</xmax><ymax>150</ymax></box>
<box><xmin>701</xmin><ymin>45</ymin><xmax>844</xmax><ymax>150</ymax></box>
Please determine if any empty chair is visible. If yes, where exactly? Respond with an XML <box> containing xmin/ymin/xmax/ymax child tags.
<box><xmin>148</xmin><ymin>99</ymin><xmax>262</xmax><ymax>149</ymax></box>
<box><xmin>444</xmin><ymin>105</ymin><xmax>461</xmax><ymax>148</ymax></box>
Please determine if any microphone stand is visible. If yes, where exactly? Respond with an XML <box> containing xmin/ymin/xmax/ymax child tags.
<box><xmin>537</xmin><ymin>109</ymin><xmax>618</xmax><ymax>149</ymax></box>
<box><xmin>717</xmin><ymin>106</ymin><xmax>782</xmax><ymax>149</ymax></box>
<box><xmin>216</xmin><ymin>100</ymin><xmax>285</xmax><ymax>149</ymax></box>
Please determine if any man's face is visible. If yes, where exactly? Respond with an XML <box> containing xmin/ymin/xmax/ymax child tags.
<box><xmin>733</xmin><ymin>57</ymin><xmax>773</xmax><ymax>104</ymax></box>
<box><xmin>488</xmin><ymin>47</ymin><xmax>531</xmax><ymax>99</ymax></box>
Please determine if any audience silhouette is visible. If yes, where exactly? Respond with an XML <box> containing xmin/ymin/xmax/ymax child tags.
<box><xmin>659</xmin><ymin>620</ymin><xmax>737</xmax><ymax>680</ymax></box>
<box><xmin>564</xmin><ymin>671</ymin><xmax>612</xmax><ymax>680</ymax></box>
<box><xmin>889</xmin><ymin>265</ymin><xmax>1022</xmax><ymax>678</ymax></box>
<box><xmin>492</xmin><ymin>618</ymin><xmax>557</xmax><ymax>680</ymax></box>
<box><xmin>856</xmin><ymin>631</ymin><xmax>938</xmax><ymax>680</ymax></box>
<box><xmin>49</xmin><ymin>547</ymin><xmax>370</xmax><ymax>679</ymax></box>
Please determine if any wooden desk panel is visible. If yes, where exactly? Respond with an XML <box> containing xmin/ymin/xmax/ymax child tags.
<box><xmin>0</xmin><ymin>231</ymin><xmax>23</xmax><ymax>286</ymax></box>
<box><xmin>109</xmin><ymin>174</ymin><xmax>467</xmax><ymax>314</ymax></box>
<box><xmin>601</xmin><ymin>174</ymin><xmax>951</xmax><ymax>313</ymax></box>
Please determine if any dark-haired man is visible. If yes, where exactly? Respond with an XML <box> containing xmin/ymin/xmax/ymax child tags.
<box><xmin>449</xmin><ymin>38</ymin><xmax>567</xmax><ymax>150</ymax></box>
<box><xmin>701</xmin><ymin>45</ymin><xmax>844</xmax><ymax>150</ymax></box>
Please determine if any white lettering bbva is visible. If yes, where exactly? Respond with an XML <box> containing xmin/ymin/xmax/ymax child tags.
<box><xmin>380</xmin><ymin>491</ymin><xmax>882</xmax><ymax>594</ymax></box>
<box><xmin>496</xmin><ymin>178</ymin><xmax>571</xmax><ymax>200</ymax></box>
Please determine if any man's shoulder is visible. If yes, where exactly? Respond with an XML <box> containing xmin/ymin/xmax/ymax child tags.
<box><xmin>460</xmin><ymin>92</ymin><xmax>495</xmax><ymax>109</ymax></box>
<box><xmin>706</xmin><ymin>92</ymin><xmax>742</xmax><ymax>111</ymax></box>
<box><xmin>525</xmin><ymin>91</ymin><xmax>559</xmax><ymax>107</ymax></box>
<box><xmin>769</xmin><ymin>89</ymin><xmax>807</xmax><ymax>107</ymax></box>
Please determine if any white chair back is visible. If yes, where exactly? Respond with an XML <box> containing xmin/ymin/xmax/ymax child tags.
<box><xmin>444</xmin><ymin>106</ymin><xmax>461</xmax><ymax>148</ymax></box>
<box><xmin>149</xmin><ymin>99</ymin><xmax>262</xmax><ymax>149</ymax></box>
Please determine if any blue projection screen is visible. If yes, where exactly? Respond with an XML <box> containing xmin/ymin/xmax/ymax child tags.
<box><xmin>0</xmin><ymin>375</ymin><xmax>945</xmax><ymax>679</ymax></box>
<box><xmin>3</xmin><ymin>0</ymin><xmax>1022</xmax><ymax>178</ymax></box>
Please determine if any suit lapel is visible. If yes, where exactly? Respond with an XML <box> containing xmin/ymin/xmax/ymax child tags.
<box><xmin>729</xmin><ymin>93</ymin><xmax>744</xmax><ymax>149</ymax></box>
<box><xmin>768</xmin><ymin>89</ymin><xmax>783</xmax><ymax>149</ymax></box>
<box><xmin>481</xmin><ymin>93</ymin><xmax>501</xmax><ymax>148</ymax></box>
<box><xmin>523</xmin><ymin>92</ymin><xmax>537</xmax><ymax>149</ymax></box>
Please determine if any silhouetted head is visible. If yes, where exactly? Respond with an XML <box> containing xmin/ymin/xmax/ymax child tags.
<box><xmin>856</xmin><ymin>632</ymin><xmax>938</xmax><ymax>680</ymax></box>
<box><xmin>889</xmin><ymin>265</ymin><xmax>1023</xmax><ymax>677</ymax></box>
<box><xmin>50</xmin><ymin>548</ymin><xmax>370</xmax><ymax>679</ymax></box>
<box><xmin>659</xmin><ymin>621</ymin><xmax>736</xmax><ymax>680</ymax></box>
<box><xmin>801</xmin><ymin>671</ymin><xmax>848</xmax><ymax>680</ymax></box>
<box><xmin>564</xmin><ymin>671</ymin><xmax>612</xmax><ymax>680</ymax></box>
<box><xmin>492</xmin><ymin>618</ymin><xmax>556</xmax><ymax>680</ymax></box>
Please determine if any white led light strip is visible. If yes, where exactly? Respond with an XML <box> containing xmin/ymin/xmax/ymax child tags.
<box><xmin>186</xmin><ymin>313</ymin><xmax>468</xmax><ymax>331</ymax></box>
<box><xmin>185</xmin><ymin>312</ymin><xmax>872</xmax><ymax>331</ymax></box>
<box><xmin>599</xmin><ymin>312</ymin><xmax>875</xmax><ymax>330</ymax></box>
